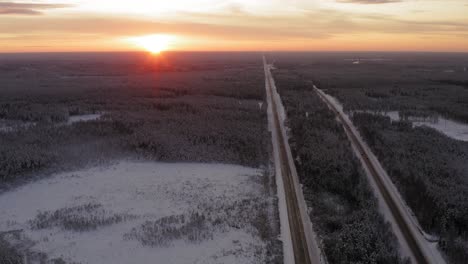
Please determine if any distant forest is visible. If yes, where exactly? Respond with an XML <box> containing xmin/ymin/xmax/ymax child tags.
<box><xmin>0</xmin><ymin>55</ymin><xmax>269</xmax><ymax>190</ymax></box>
<box><xmin>273</xmin><ymin>52</ymin><xmax>468</xmax><ymax>123</ymax></box>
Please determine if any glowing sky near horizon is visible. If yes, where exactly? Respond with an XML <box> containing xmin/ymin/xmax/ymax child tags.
<box><xmin>0</xmin><ymin>0</ymin><xmax>467</xmax><ymax>52</ymax></box>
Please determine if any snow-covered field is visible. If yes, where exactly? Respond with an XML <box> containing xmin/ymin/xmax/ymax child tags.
<box><xmin>0</xmin><ymin>161</ymin><xmax>274</xmax><ymax>264</ymax></box>
<box><xmin>351</xmin><ymin>110</ymin><xmax>468</xmax><ymax>141</ymax></box>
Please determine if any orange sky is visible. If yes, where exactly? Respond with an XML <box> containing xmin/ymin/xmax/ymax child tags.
<box><xmin>1</xmin><ymin>0</ymin><xmax>467</xmax><ymax>52</ymax></box>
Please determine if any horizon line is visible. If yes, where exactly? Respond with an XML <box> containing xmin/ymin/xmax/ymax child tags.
<box><xmin>2</xmin><ymin>50</ymin><xmax>468</xmax><ymax>54</ymax></box>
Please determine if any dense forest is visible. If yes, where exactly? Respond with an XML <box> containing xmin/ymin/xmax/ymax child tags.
<box><xmin>0</xmin><ymin>54</ymin><xmax>268</xmax><ymax>188</ymax></box>
<box><xmin>353</xmin><ymin>113</ymin><xmax>468</xmax><ymax>264</ymax></box>
<box><xmin>269</xmin><ymin>52</ymin><xmax>468</xmax><ymax>264</ymax></box>
<box><xmin>273</xmin><ymin>69</ymin><xmax>408</xmax><ymax>264</ymax></box>
<box><xmin>272</xmin><ymin>52</ymin><xmax>468</xmax><ymax>123</ymax></box>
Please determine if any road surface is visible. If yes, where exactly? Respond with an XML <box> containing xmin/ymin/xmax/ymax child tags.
<box><xmin>263</xmin><ymin>56</ymin><xmax>323</xmax><ymax>264</ymax></box>
<box><xmin>314</xmin><ymin>87</ymin><xmax>445</xmax><ymax>264</ymax></box>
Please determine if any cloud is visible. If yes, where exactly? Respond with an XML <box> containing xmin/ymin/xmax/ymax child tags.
<box><xmin>0</xmin><ymin>2</ymin><xmax>71</xmax><ymax>9</ymax></box>
<box><xmin>1</xmin><ymin>8</ymin><xmax>466</xmax><ymax>42</ymax></box>
<box><xmin>336</xmin><ymin>0</ymin><xmax>402</xmax><ymax>3</ymax></box>
<box><xmin>1</xmin><ymin>2</ymin><xmax>467</xmax><ymax>52</ymax></box>
<box><xmin>0</xmin><ymin>8</ymin><xmax>40</xmax><ymax>15</ymax></box>
<box><xmin>0</xmin><ymin>14</ymin><xmax>339</xmax><ymax>41</ymax></box>
<box><xmin>0</xmin><ymin>1</ymin><xmax>72</xmax><ymax>15</ymax></box>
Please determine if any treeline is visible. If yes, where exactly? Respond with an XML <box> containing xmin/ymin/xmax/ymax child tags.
<box><xmin>353</xmin><ymin>113</ymin><xmax>468</xmax><ymax>264</ymax></box>
<box><xmin>0</xmin><ymin>102</ymin><xmax>70</xmax><ymax>123</ymax></box>
<box><xmin>272</xmin><ymin>54</ymin><xmax>468</xmax><ymax>123</ymax></box>
<box><xmin>274</xmin><ymin>71</ymin><xmax>408</xmax><ymax>263</ymax></box>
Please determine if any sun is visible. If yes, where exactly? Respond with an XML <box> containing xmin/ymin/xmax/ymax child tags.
<box><xmin>127</xmin><ymin>34</ymin><xmax>175</xmax><ymax>54</ymax></box>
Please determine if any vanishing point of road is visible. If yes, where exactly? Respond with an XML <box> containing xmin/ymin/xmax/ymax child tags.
<box><xmin>263</xmin><ymin>56</ymin><xmax>323</xmax><ymax>264</ymax></box>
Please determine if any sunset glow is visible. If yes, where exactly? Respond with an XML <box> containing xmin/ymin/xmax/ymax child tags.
<box><xmin>0</xmin><ymin>0</ymin><xmax>467</xmax><ymax>52</ymax></box>
<box><xmin>127</xmin><ymin>34</ymin><xmax>175</xmax><ymax>54</ymax></box>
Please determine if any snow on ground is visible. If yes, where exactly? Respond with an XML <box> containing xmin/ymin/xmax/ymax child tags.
<box><xmin>0</xmin><ymin>114</ymin><xmax>102</xmax><ymax>132</ymax></box>
<box><xmin>316</xmin><ymin>88</ymin><xmax>447</xmax><ymax>264</ymax></box>
<box><xmin>265</xmin><ymin>59</ymin><xmax>324</xmax><ymax>264</ymax></box>
<box><xmin>352</xmin><ymin>110</ymin><xmax>468</xmax><ymax>142</ymax></box>
<box><xmin>0</xmin><ymin>122</ymin><xmax>13</xmax><ymax>132</ymax></box>
<box><xmin>413</xmin><ymin>118</ymin><xmax>468</xmax><ymax>142</ymax></box>
<box><xmin>0</xmin><ymin>119</ymin><xmax>33</xmax><ymax>132</ymax></box>
<box><xmin>264</xmin><ymin>61</ymin><xmax>295</xmax><ymax>264</ymax></box>
<box><xmin>67</xmin><ymin>114</ymin><xmax>102</xmax><ymax>124</ymax></box>
<box><xmin>0</xmin><ymin>161</ymin><xmax>271</xmax><ymax>264</ymax></box>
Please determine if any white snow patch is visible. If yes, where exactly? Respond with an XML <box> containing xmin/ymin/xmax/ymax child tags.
<box><xmin>413</xmin><ymin>118</ymin><xmax>468</xmax><ymax>142</ymax></box>
<box><xmin>0</xmin><ymin>161</ymin><xmax>269</xmax><ymax>264</ymax></box>
<box><xmin>0</xmin><ymin>119</ymin><xmax>34</xmax><ymax>132</ymax></box>
<box><xmin>67</xmin><ymin>114</ymin><xmax>102</xmax><ymax>124</ymax></box>
<box><xmin>0</xmin><ymin>114</ymin><xmax>102</xmax><ymax>132</ymax></box>
<box><xmin>352</xmin><ymin>110</ymin><xmax>468</xmax><ymax>142</ymax></box>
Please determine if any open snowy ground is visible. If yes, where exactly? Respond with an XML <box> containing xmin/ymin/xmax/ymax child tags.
<box><xmin>0</xmin><ymin>161</ymin><xmax>278</xmax><ymax>264</ymax></box>
<box><xmin>351</xmin><ymin>110</ymin><xmax>468</xmax><ymax>142</ymax></box>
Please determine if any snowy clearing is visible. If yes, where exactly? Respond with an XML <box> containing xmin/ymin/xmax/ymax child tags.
<box><xmin>351</xmin><ymin>110</ymin><xmax>468</xmax><ymax>142</ymax></box>
<box><xmin>0</xmin><ymin>161</ymin><xmax>274</xmax><ymax>264</ymax></box>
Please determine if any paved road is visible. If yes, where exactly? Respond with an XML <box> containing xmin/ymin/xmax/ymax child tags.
<box><xmin>263</xmin><ymin>56</ymin><xmax>322</xmax><ymax>264</ymax></box>
<box><xmin>314</xmin><ymin>87</ymin><xmax>443</xmax><ymax>264</ymax></box>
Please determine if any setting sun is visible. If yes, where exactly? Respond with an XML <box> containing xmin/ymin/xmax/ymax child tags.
<box><xmin>127</xmin><ymin>34</ymin><xmax>175</xmax><ymax>54</ymax></box>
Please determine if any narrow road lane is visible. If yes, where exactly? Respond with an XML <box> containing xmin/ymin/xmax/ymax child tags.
<box><xmin>314</xmin><ymin>87</ymin><xmax>445</xmax><ymax>264</ymax></box>
<box><xmin>264</xmin><ymin>56</ymin><xmax>323</xmax><ymax>264</ymax></box>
